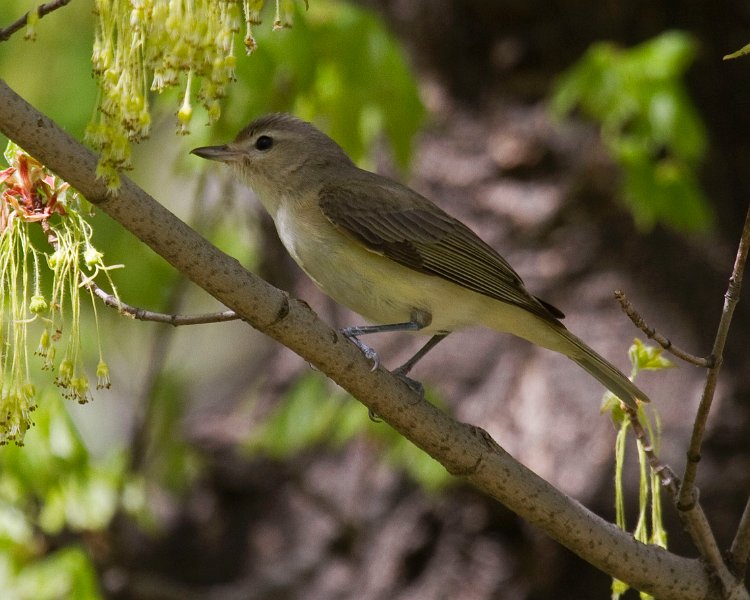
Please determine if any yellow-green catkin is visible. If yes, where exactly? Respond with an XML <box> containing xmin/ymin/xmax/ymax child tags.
<box><xmin>87</xmin><ymin>0</ymin><xmax>305</xmax><ymax>191</ymax></box>
<box><xmin>0</xmin><ymin>143</ymin><xmax>122</xmax><ymax>444</ymax></box>
<box><xmin>609</xmin><ymin>340</ymin><xmax>671</xmax><ymax>599</ymax></box>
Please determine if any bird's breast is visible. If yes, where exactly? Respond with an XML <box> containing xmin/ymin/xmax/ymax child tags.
<box><xmin>273</xmin><ymin>203</ymin><xmax>435</xmax><ymax>326</ymax></box>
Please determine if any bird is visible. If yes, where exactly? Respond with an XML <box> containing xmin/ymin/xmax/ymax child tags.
<box><xmin>191</xmin><ymin>113</ymin><xmax>649</xmax><ymax>409</ymax></box>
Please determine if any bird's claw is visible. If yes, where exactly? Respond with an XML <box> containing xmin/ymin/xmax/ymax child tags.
<box><xmin>362</xmin><ymin>346</ymin><xmax>380</xmax><ymax>372</ymax></box>
<box><xmin>342</xmin><ymin>331</ymin><xmax>380</xmax><ymax>371</ymax></box>
<box><xmin>340</xmin><ymin>329</ymin><xmax>424</xmax><ymax>420</ymax></box>
<box><xmin>392</xmin><ymin>368</ymin><xmax>425</xmax><ymax>402</ymax></box>
<box><xmin>367</xmin><ymin>373</ymin><xmax>422</xmax><ymax>422</ymax></box>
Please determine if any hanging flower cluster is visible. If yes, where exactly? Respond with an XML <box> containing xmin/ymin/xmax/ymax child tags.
<box><xmin>86</xmin><ymin>0</ymin><xmax>303</xmax><ymax>191</ymax></box>
<box><xmin>0</xmin><ymin>143</ymin><xmax>121</xmax><ymax>445</ymax></box>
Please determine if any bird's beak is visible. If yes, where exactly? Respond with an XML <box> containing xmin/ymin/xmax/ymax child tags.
<box><xmin>190</xmin><ymin>144</ymin><xmax>243</xmax><ymax>162</ymax></box>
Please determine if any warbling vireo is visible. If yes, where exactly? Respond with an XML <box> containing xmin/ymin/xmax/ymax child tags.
<box><xmin>191</xmin><ymin>113</ymin><xmax>649</xmax><ymax>409</ymax></box>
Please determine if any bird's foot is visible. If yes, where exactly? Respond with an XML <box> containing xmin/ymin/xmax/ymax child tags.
<box><xmin>392</xmin><ymin>367</ymin><xmax>425</xmax><ymax>402</ymax></box>
<box><xmin>367</xmin><ymin>371</ymin><xmax>422</xmax><ymax>423</ymax></box>
<box><xmin>341</xmin><ymin>329</ymin><xmax>380</xmax><ymax>371</ymax></box>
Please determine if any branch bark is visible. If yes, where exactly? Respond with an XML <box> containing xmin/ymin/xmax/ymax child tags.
<box><xmin>680</xmin><ymin>203</ymin><xmax>750</xmax><ymax>509</ymax></box>
<box><xmin>90</xmin><ymin>280</ymin><xmax>240</xmax><ymax>326</ymax></box>
<box><xmin>731</xmin><ymin>497</ymin><xmax>750</xmax><ymax>577</ymax></box>
<box><xmin>0</xmin><ymin>78</ymin><xmax>724</xmax><ymax>600</ymax></box>
<box><xmin>615</xmin><ymin>290</ymin><xmax>712</xmax><ymax>367</ymax></box>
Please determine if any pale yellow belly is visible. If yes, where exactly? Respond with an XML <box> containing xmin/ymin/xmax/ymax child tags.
<box><xmin>273</xmin><ymin>204</ymin><xmax>571</xmax><ymax>354</ymax></box>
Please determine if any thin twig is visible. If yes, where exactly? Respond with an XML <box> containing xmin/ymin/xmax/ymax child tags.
<box><xmin>617</xmin><ymin>204</ymin><xmax>750</xmax><ymax>589</ymax></box>
<box><xmin>40</xmin><ymin>200</ymin><xmax>239</xmax><ymax>327</ymax></box>
<box><xmin>41</xmin><ymin>221</ymin><xmax>237</xmax><ymax>327</ymax></box>
<box><xmin>614</xmin><ymin>291</ymin><xmax>712</xmax><ymax>368</ymax></box>
<box><xmin>0</xmin><ymin>0</ymin><xmax>72</xmax><ymax>42</ymax></box>
<box><xmin>88</xmin><ymin>175</ymin><xmax>243</xmax><ymax>328</ymax></box>
<box><xmin>625</xmin><ymin>407</ymin><xmax>678</xmax><ymax>493</ymax></box>
<box><xmin>679</xmin><ymin>203</ymin><xmax>750</xmax><ymax>511</ymax></box>
<box><xmin>89</xmin><ymin>280</ymin><xmax>240</xmax><ymax>325</ymax></box>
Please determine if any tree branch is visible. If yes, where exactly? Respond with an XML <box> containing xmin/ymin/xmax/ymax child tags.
<box><xmin>626</xmin><ymin>407</ymin><xmax>677</xmax><ymax>492</ymax></box>
<box><xmin>0</xmin><ymin>0</ymin><xmax>72</xmax><ymax>42</ymax></box>
<box><xmin>679</xmin><ymin>203</ymin><xmax>750</xmax><ymax>511</ymax></box>
<box><xmin>0</xmin><ymin>78</ymin><xmax>723</xmax><ymax>600</ymax></box>
<box><xmin>89</xmin><ymin>280</ymin><xmax>240</xmax><ymax>326</ymax></box>
<box><xmin>730</xmin><ymin>497</ymin><xmax>750</xmax><ymax>577</ymax></box>
<box><xmin>614</xmin><ymin>290</ymin><xmax>712</xmax><ymax>367</ymax></box>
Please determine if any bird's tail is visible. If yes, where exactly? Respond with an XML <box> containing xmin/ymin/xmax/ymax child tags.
<box><xmin>556</xmin><ymin>328</ymin><xmax>649</xmax><ymax>410</ymax></box>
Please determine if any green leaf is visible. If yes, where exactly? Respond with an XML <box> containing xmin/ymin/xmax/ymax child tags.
<box><xmin>211</xmin><ymin>0</ymin><xmax>425</xmax><ymax>171</ymax></box>
<box><xmin>602</xmin><ymin>391</ymin><xmax>627</xmax><ymax>420</ymax></box>
<box><xmin>0</xmin><ymin>390</ymin><xmax>116</xmax><ymax>599</ymax></box>
<box><xmin>551</xmin><ymin>31</ymin><xmax>710</xmax><ymax>232</ymax></box>
<box><xmin>628</xmin><ymin>339</ymin><xmax>674</xmax><ymax>372</ymax></box>
<box><xmin>15</xmin><ymin>546</ymin><xmax>102</xmax><ymax>600</ymax></box>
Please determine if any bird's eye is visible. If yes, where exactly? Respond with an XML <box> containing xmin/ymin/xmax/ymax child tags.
<box><xmin>255</xmin><ymin>135</ymin><xmax>273</xmax><ymax>151</ymax></box>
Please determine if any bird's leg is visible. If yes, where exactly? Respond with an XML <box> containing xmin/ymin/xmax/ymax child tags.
<box><xmin>390</xmin><ymin>333</ymin><xmax>450</xmax><ymax>400</ymax></box>
<box><xmin>342</xmin><ymin>317</ymin><xmax>432</xmax><ymax>423</ymax></box>
<box><xmin>341</xmin><ymin>312</ymin><xmax>445</xmax><ymax>408</ymax></box>
<box><xmin>393</xmin><ymin>333</ymin><xmax>449</xmax><ymax>377</ymax></box>
<box><xmin>341</xmin><ymin>308</ymin><xmax>433</xmax><ymax>372</ymax></box>
<box><xmin>342</xmin><ymin>311</ymin><xmax>440</xmax><ymax>420</ymax></box>
<box><xmin>341</xmin><ymin>320</ymin><xmax>423</xmax><ymax>371</ymax></box>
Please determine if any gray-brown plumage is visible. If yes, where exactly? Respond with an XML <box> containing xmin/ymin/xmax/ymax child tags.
<box><xmin>192</xmin><ymin>113</ymin><xmax>649</xmax><ymax>408</ymax></box>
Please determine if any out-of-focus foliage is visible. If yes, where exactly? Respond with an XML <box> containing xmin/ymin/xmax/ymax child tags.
<box><xmin>244</xmin><ymin>374</ymin><xmax>452</xmax><ymax>491</ymax></box>
<box><xmin>0</xmin><ymin>1</ymin><xmax>97</xmax><ymax>141</ymax></box>
<box><xmin>139</xmin><ymin>374</ymin><xmax>204</xmax><ymax>493</ymax></box>
<box><xmin>0</xmin><ymin>390</ymin><xmax>131</xmax><ymax>600</ymax></box>
<box><xmin>551</xmin><ymin>31</ymin><xmax>711</xmax><ymax>232</ymax></box>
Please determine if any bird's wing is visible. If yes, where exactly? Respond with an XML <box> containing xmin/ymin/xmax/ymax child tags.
<box><xmin>318</xmin><ymin>177</ymin><xmax>563</xmax><ymax>323</ymax></box>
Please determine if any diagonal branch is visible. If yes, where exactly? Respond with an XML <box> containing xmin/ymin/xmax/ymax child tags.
<box><xmin>0</xmin><ymin>78</ymin><xmax>724</xmax><ymax>600</ymax></box>
<box><xmin>0</xmin><ymin>0</ymin><xmax>72</xmax><ymax>42</ymax></box>
<box><xmin>730</xmin><ymin>498</ymin><xmax>750</xmax><ymax>577</ymax></box>
<box><xmin>679</xmin><ymin>203</ymin><xmax>750</xmax><ymax>511</ymax></box>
